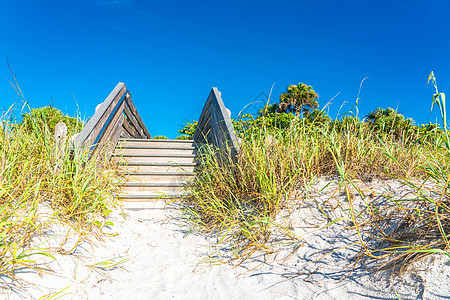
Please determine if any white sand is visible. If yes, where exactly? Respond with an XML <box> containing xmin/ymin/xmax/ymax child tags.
<box><xmin>4</xmin><ymin>180</ymin><xmax>450</xmax><ymax>299</ymax></box>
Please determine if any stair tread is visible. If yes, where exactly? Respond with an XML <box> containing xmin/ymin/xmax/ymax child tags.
<box><xmin>120</xmin><ymin>162</ymin><xmax>197</xmax><ymax>166</ymax></box>
<box><xmin>116</xmin><ymin>137</ymin><xmax>197</xmax><ymax>198</ymax></box>
<box><xmin>113</xmin><ymin>153</ymin><xmax>196</xmax><ymax>157</ymax></box>
<box><xmin>119</xmin><ymin>190</ymin><xmax>190</xmax><ymax>195</ymax></box>
<box><xmin>119</xmin><ymin>192</ymin><xmax>191</xmax><ymax>199</ymax></box>
<box><xmin>121</xmin><ymin>171</ymin><xmax>195</xmax><ymax>176</ymax></box>
<box><xmin>116</xmin><ymin>145</ymin><xmax>198</xmax><ymax>150</ymax></box>
<box><xmin>119</xmin><ymin>138</ymin><xmax>195</xmax><ymax>142</ymax></box>
<box><xmin>121</xmin><ymin>182</ymin><xmax>186</xmax><ymax>187</ymax></box>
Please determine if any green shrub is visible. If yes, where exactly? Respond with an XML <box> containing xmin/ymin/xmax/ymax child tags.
<box><xmin>185</xmin><ymin>112</ymin><xmax>434</xmax><ymax>262</ymax></box>
<box><xmin>153</xmin><ymin>135</ymin><xmax>169</xmax><ymax>139</ymax></box>
<box><xmin>178</xmin><ymin>121</ymin><xmax>198</xmax><ymax>138</ymax></box>
<box><xmin>233</xmin><ymin>113</ymin><xmax>296</xmax><ymax>137</ymax></box>
<box><xmin>175</xmin><ymin>135</ymin><xmax>191</xmax><ymax>140</ymax></box>
<box><xmin>0</xmin><ymin>105</ymin><xmax>120</xmax><ymax>288</ymax></box>
<box><xmin>303</xmin><ymin>108</ymin><xmax>332</xmax><ymax>125</ymax></box>
<box><xmin>365</xmin><ymin>107</ymin><xmax>415</xmax><ymax>139</ymax></box>
<box><xmin>20</xmin><ymin>106</ymin><xmax>82</xmax><ymax>135</ymax></box>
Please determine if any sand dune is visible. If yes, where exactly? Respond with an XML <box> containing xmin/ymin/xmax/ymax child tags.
<box><xmin>4</xmin><ymin>180</ymin><xmax>450</xmax><ymax>299</ymax></box>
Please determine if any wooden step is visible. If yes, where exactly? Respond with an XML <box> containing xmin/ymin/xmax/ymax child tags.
<box><xmin>115</xmin><ymin>139</ymin><xmax>197</xmax><ymax>202</ymax></box>
<box><xmin>119</xmin><ymin>162</ymin><xmax>196</xmax><ymax>173</ymax></box>
<box><xmin>111</xmin><ymin>154</ymin><xmax>196</xmax><ymax>164</ymax></box>
<box><xmin>119</xmin><ymin>138</ymin><xmax>195</xmax><ymax>143</ymax></box>
<box><xmin>114</xmin><ymin>147</ymin><xmax>197</xmax><ymax>156</ymax></box>
<box><xmin>117</xmin><ymin>140</ymin><xmax>199</xmax><ymax>148</ymax></box>
<box><xmin>120</xmin><ymin>182</ymin><xmax>187</xmax><ymax>193</ymax></box>
<box><xmin>118</xmin><ymin>191</ymin><xmax>191</xmax><ymax>201</ymax></box>
<box><xmin>117</xmin><ymin>145</ymin><xmax>197</xmax><ymax>150</ymax></box>
<box><xmin>123</xmin><ymin>172</ymin><xmax>194</xmax><ymax>182</ymax></box>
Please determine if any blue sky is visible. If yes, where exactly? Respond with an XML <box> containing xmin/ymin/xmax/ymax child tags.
<box><xmin>1</xmin><ymin>0</ymin><xmax>450</xmax><ymax>138</ymax></box>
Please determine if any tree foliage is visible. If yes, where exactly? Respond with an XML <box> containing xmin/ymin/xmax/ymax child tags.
<box><xmin>20</xmin><ymin>106</ymin><xmax>82</xmax><ymax>135</ymax></box>
<box><xmin>303</xmin><ymin>109</ymin><xmax>331</xmax><ymax>125</ymax></box>
<box><xmin>279</xmin><ymin>83</ymin><xmax>319</xmax><ymax>116</ymax></box>
<box><xmin>365</xmin><ymin>107</ymin><xmax>414</xmax><ymax>138</ymax></box>
<box><xmin>232</xmin><ymin>113</ymin><xmax>296</xmax><ymax>137</ymax></box>
<box><xmin>178</xmin><ymin>84</ymin><xmax>442</xmax><ymax>146</ymax></box>
<box><xmin>178</xmin><ymin>120</ymin><xmax>198</xmax><ymax>138</ymax></box>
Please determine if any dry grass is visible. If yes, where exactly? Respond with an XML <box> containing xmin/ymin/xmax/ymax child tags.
<box><xmin>184</xmin><ymin>73</ymin><xmax>450</xmax><ymax>272</ymax></box>
<box><xmin>0</xmin><ymin>105</ymin><xmax>121</xmax><ymax>291</ymax></box>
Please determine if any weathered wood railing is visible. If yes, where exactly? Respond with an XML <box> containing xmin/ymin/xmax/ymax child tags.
<box><xmin>193</xmin><ymin>87</ymin><xmax>240</xmax><ymax>162</ymax></box>
<box><xmin>73</xmin><ymin>82</ymin><xmax>151</xmax><ymax>160</ymax></box>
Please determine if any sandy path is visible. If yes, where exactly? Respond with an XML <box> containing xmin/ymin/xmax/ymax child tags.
<box><xmin>5</xmin><ymin>182</ymin><xmax>450</xmax><ymax>299</ymax></box>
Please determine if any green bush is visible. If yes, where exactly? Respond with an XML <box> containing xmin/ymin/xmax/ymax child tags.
<box><xmin>233</xmin><ymin>113</ymin><xmax>296</xmax><ymax>137</ymax></box>
<box><xmin>0</xmin><ymin>105</ymin><xmax>120</xmax><ymax>288</ymax></box>
<box><xmin>20</xmin><ymin>106</ymin><xmax>82</xmax><ymax>135</ymax></box>
<box><xmin>365</xmin><ymin>107</ymin><xmax>415</xmax><ymax>139</ymax></box>
<box><xmin>175</xmin><ymin>135</ymin><xmax>191</xmax><ymax>140</ymax></box>
<box><xmin>416</xmin><ymin>122</ymin><xmax>442</xmax><ymax>142</ymax></box>
<box><xmin>178</xmin><ymin>121</ymin><xmax>198</xmax><ymax>138</ymax></box>
<box><xmin>153</xmin><ymin>135</ymin><xmax>169</xmax><ymax>140</ymax></box>
<box><xmin>303</xmin><ymin>108</ymin><xmax>332</xmax><ymax>125</ymax></box>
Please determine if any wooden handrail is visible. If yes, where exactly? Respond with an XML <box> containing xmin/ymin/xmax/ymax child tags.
<box><xmin>193</xmin><ymin>87</ymin><xmax>240</xmax><ymax>161</ymax></box>
<box><xmin>73</xmin><ymin>82</ymin><xmax>151</xmax><ymax>160</ymax></box>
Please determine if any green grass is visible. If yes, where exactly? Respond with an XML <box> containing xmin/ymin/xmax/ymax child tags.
<box><xmin>0</xmin><ymin>104</ymin><xmax>121</xmax><ymax>289</ymax></box>
<box><xmin>340</xmin><ymin>72</ymin><xmax>450</xmax><ymax>270</ymax></box>
<box><xmin>183</xmin><ymin>72</ymin><xmax>450</xmax><ymax>271</ymax></box>
<box><xmin>2</xmin><ymin>70</ymin><xmax>449</xmax><ymax>295</ymax></box>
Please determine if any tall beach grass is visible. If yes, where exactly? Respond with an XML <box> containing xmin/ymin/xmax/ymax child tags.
<box><xmin>184</xmin><ymin>73</ymin><xmax>450</xmax><ymax>271</ymax></box>
<box><xmin>0</xmin><ymin>104</ymin><xmax>121</xmax><ymax>290</ymax></box>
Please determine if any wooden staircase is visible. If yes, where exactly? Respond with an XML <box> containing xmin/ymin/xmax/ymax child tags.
<box><xmin>112</xmin><ymin>138</ymin><xmax>198</xmax><ymax>201</ymax></box>
<box><xmin>73</xmin><ymin>82</ymin><xmax>240</xmax><ymax>204</ymax></box>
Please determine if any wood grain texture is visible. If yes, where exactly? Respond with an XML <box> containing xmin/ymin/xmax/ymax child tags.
<box><xmin>193</xmin><ymin>96</ymin><xmax>212</xmax><ymax>141</ymax></box>
<box><xmin>122</xmin><ymin>116</ymin><xmax>140</xmax><ymax>138</ymax></box>
<box><xmin>98</xmin><ymin>101</ymin><xmax>125</xmax><ymax>147</ymax></box>
<box><xmin>92</xmin><ymin>101</ymin><xmax>125</xmax><ymax>160</ymax></box>
<box><xmin>193</xmin><ymin>87</ymin><xmax>240</xmax><ymax>161</ymax></box>
<box><xmin>74</xmin><ymin>82</ymin><xmax>126</xmax><ymax>149</ymax></box>
<box><xmin>121</xmin><ymin>129</ymin><xmax>133</xmax><ymax>139</ymax></box>
<box><xmin>105</xmin><ymin>113</ymin><xmax>125</xmax><ymax>161</ymax></box>
<box><xmin>54</xmin><ymin>122</ymin><xmax>67</xmax><ymax>159</ymax></box>
<box><xmin>123</xmin><ymin>103</ymin><xmax>144</xmax><ymax>138</ymax></box>
<box><xmin>125</xmin><ymin>93</ymin><xmax>151</xmax><ymax>139</ymax></box>
<box><xmin>72</xmin><ymin>82</ymin><xmax>151</xmax><ymax>162</ymax></box>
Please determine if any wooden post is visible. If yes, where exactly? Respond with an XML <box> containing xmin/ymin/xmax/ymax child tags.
<box><xmin>54</xmin><ymin>122</ymin><xmax>67</xmax><ymax>159</ymax></box>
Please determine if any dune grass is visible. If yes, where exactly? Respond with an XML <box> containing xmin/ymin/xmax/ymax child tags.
<box><xmin>341</xmin><ymin>72</ymin><xmax>450</xmax><ymax>271</ymax></box>
<box><xmin>184</xmin><ymin>73</ymin><xmax>450</xmax><ymax>271</ymax></box>
<box><xmin>0</xmin><ymin>104</ymin><xmax>121</xmax><ymax>289</ymax></box>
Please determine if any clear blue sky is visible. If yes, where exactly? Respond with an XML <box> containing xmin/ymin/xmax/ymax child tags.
<box><xmin>1</xmin><ymin>0</ymin><xmax>450</xmax><ymax>138</ymax></box>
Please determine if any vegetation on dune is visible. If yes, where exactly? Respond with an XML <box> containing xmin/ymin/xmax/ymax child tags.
<box><xmin>20</xmin><ymin>106</ymin><xmax>82</xmax><ymax>134</ymax></box>
<box><xmin>0</xmin><ymin>103</ymin><xmax>120</xmax><ymax>288</ymax></box>
<box><xmin>354</xmin><ymin>72</ymin><xmax>450</xmax><ymax>270</ymax></box>
<box><xmin>1</xmin><ymin>71</ymin><xmax>448</xmax><ymax>293</ymax></box>
<box><xmin>175</xmin><ymin>135</ymin><xmax>191</xmax><ymax>140</ymax></box>
<box><xmin>178</xmin><ymin>120</ymin><xmax>197</xmax><ymax>139</ymax></box>
<box><xmin>278</xmin><ymin>82</ymin><xmax>319</xmax><ymax>116</ymax></box>
<box><xmin>152</xmin><ymin>135</ymin><xmax>169</xmax><ymax>139</ymax></box>
<box><xmin>183</xmin><ymin>77</ymin><xmax>450</xmax><ymax>271</ymax></box>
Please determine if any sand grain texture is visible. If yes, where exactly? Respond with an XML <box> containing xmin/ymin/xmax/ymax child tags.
<box><xmin>4</xmin><ymin>181</ymin><xmax>450</xmax><ymax>299</ymax></box>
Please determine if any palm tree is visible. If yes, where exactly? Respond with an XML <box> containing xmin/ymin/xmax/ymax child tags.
<box><xmin>279</xmin><ymin>83</ymin><xmax>319</xmax><ymax>116</ymax></box>
<box><xmin>365</xmin><ymin>107</ymin><xmax>414</xmax><ymax>138</ymax></box>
